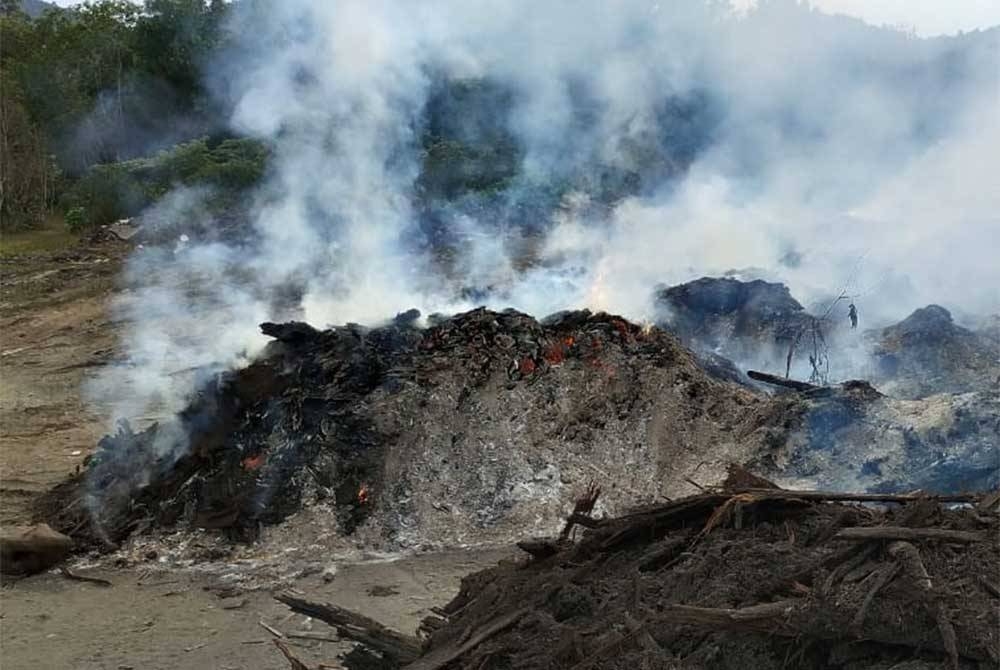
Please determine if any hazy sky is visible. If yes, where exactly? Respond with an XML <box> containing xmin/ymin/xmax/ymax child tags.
<box><xmin>49</xmin><ymin>0</ymin><xmax>1000</xmax><ymax>36</ymax></box>
<box><xmin>751</xmin><ymin>0</ymin><xmax>1000</xmax><ymax>36</ymax></box>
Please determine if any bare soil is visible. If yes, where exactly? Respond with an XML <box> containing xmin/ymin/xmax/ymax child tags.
<box><xmin>0</xmin><ymin>242</ymin><xmax>127</xmax><ymax>526</ymax></box>
<box><xmin>1</xmin><ymin>549</ymin><xmax>509</xmax><ymax>670</ymax></box>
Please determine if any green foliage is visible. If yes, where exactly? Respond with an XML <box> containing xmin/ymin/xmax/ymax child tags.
<box><xmin>61</xmin><ymin>137</ymin><xmax>269</xmax><ymax>228</ymax></box>
<box><xmin>1</xmin><ymin>1</ymin><xmax>232</xmax><ymax>230</ymax></box>
<box><xmin>62</xmin><ymin>161</ymin><xmax>152</xmax><ymax>226</ymax></box>
<box><xmin>64</xmin><ymin>206</ymin><xmax>88</xmax><ymax>231</ymax></box>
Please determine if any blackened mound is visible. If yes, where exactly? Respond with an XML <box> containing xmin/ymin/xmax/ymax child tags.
<box><xmin>39</xmin><ymin>308</ymin><xmax>780</xmax><ymax>551</ymax></box>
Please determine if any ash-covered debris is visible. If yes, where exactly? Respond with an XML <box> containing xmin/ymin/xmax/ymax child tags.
<box><xmin>869</xmin><ymin>305</ymin><xmax>999</xmax><ymax>399</ymax></box>
<box><xmin>277</xmin><ymin>480</ymin><xmax>1000</xmax><ymax>670</ymax></box>
<box><xmin>655</xmin><ymin>276</ymin><xmax>814</xmax><ymax>380</ymax></box>
<box><xmin>657</xmin><ymin>277</ymin><xmax>999</xmax><ymax>401</ymax></box>
<box><xmin>751</xmin><ymin>380</ymin><xmax>1000</xmax><ymax>494</ymax></box>
<box><xmin>40</xmin><ymin>308</ymin><xmax>782</xmax><ymax>552</ymax></box>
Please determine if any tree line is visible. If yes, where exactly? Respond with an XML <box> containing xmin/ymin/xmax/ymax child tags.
<box><xmin>1</xmin><ymin>0</ymin><xmax>234</xmax><ymax>231</ymax></box>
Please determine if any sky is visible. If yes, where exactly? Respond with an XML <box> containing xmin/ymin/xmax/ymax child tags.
<box><xmin>49</xmin><ymin>0</ymin><xmax>1000</xmax><ymax>36</ymax></box>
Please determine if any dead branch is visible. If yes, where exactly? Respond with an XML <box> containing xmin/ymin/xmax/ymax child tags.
<box><xmin>274</xmin><ymin>638</ymin><xmax>315</xmax><ymax>670</ymax></box>
<box><xmin>851</xmin><ymin>562</ymin><xmax>900</xmax><ymax>629</ymax></box>
<box><xmin>403</xmin><ymin>608</ymin><xmax>529</xmax><ymax>670</ymax></box>
<box><xmin>980</xmin><ymin>576</ymin><xmax>1000</xmax><ymax>599</ymax></box>
<box><xmin>835</xmin><ymin>527</ymin><xmax>984</xmax><ymax>543</ymax></box>
<box><xmin>559</xmin><ymin>482</ymin><xmax>602</xmax><ymax>540</ymax></box>
<box><xmin>889</xmin><ymin>541</ymin><xmax>959</xmax><ymax>670</ymax></box>
<box><xmin>275</xmin><ymin>591</ymin><xmax>422</xmax><ymax>663</ymax></box>
<box><xmin>748</xmin><ymin>370</ymin><xmax>822</xmax><ymax>392</ymax></box>
<box><xmin>259</xmin><ymin>620</ymin><xmax>286</xmax><ymax>639</ymax></box>
<box><xmin>658</xmin><ymin>601</ymin><xmax>799</xmax><ymax>634</ymax></box>
<box><xmin>58</xmin><ymin>566</ymin><xmax>112</xmax><ymax>587</ymax></box>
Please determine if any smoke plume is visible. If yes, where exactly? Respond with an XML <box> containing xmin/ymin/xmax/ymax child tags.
<box><xmin>88</xmin><ymin>0</ymin><xmax>1000</xmax><ymax>431</ymax></box>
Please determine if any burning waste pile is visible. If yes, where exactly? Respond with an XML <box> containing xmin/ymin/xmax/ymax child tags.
<box><xmin>36</xmin><ymin>286</ymin><xmax>999</xmax><ymax>561</ymax></box>
<box><xmin>270</xmin><ymin>471</ymin><xmax>1000</xmax><ymax>670</ymax></box>
<box><xmin>40</xmin><ymin>307</ymin><xmax>788</xmax><ymax>554</ymax></box>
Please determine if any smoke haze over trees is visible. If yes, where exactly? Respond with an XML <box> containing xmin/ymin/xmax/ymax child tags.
<box><xmin>1</xmin><ymin>0</ymin><xmax>997</xmax><ymax>429</ymax></box>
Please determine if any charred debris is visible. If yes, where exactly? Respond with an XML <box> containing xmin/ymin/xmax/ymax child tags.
<box><xmin>39</xmin><ymin>307</ymin><xmax>721</xmax><ymax>550</ymax></box>
<box><xmin>38</xmin><ymin>292</ymin><xmax>1000</xmax><ymax>556</ymax></box>
<box><xmin>270</xmin><ymin>471</ymin><xmax>1000</xmax><ymax>670</ymax></box>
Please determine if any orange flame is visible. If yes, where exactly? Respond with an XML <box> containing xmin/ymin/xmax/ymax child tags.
<box><xmin>358</xmin><ymin>484</ymin><xmax>370</xmax><ymax>505</ymax></box>
<box><xmin>542</xmin><ymin>336</ymin><xmax>577</xmax><ymax>364</ymax></box>
<box><xmin>241</xmin><ymin>453</ymin><xmax>265</xmax><ymax>471</ymax></box>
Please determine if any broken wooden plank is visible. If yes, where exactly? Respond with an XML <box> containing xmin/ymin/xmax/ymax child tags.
<box><xmin>275</xmin><ymin>591</ymin><xmax>422</xmax><ymax>663</ymax></box>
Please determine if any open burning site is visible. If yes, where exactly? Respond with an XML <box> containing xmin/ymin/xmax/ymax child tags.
<box><xmin>1</xmin><ymin>1</ymin><xmax>998</xmax><ymax>669</ymax></box>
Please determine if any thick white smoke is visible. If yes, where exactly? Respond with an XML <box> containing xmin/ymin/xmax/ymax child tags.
<box><xmin>87</xmin><ymin>0</ymin><xmax>1000</xmax><ymax>429</ymax></box>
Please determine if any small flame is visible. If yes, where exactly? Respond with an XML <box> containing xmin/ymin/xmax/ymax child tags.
<box><xmin>357</xmin><ymin>484</ymin><xmax>369</xmax><ymax>505</ymax></box>
<box><xmin>641</xmin><ymin>321</ymin><xmax>654</xmax><ymax>336</ymax></box>
<box><xmin>241</xmin><ymin>453</ymin><xmax>265</xmax><ymax>471</ymax></box>
<box><xmin>542</xmin><ymin>336</ymin><xmax>577</xmax><ymax>364</ymax></box>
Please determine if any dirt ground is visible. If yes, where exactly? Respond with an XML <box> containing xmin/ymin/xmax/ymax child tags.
<box><xmin>0</xmin><ymin>240</ymin><xmax>127</xmax><ymax>527</ymax></box>
<box><xmin>1</xmin><ymin>549</ymin><xmax>510</xmax><ymax>670</ymax></box>
<box><xmin>0</xmin><ymin>239</ymin><xmax>508</xmax><ymax>669</ymax></box>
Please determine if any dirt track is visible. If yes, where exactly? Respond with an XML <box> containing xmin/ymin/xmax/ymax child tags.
<box><xmin>0</xmin><ymin>244</ymin><xmax>127</xmax><ymax>527</ymax></box>
<box><xmin>0</xmin><ymin>242</ymin><xmax>505</xmax><ymax>669</ymax></box>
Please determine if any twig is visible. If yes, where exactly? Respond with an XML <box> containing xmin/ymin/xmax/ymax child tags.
<box><xmin>259</xmin><ymin>620</ymin><xmax>286</xmax><ymax>639</ymax></box>
<box><xmin>58</xmin><ymin>567</ymin><xmax>112</xmax><ymax>587</ymax></box>
<box><xmin>979</xmin><ymin>576</ymin><xmax>1000</xmax><ymax>598</ymax></box>
<box><xmin>683</xmin><ymin>477</ymin><xmax>706</xmax><ymax>492</ymax></box>
<box><xmin>273</xmin><ymin>638</ymin><xmax>314</xmax><ymax>670</ymax></box>
<box><xmin>287</xmin><ymin>631</ymin><xmax>339</xmax><ymax>643</ymax></box>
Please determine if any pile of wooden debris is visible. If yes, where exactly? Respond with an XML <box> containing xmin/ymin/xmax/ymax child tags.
<box><xmin>270</xmin><ymin>472</ymin><xmax>1000</xmax><ymax>670</ymax></box>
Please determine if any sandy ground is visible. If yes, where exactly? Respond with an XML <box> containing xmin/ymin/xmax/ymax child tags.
<box><xmin>1</xmin><ymin>549</ymin><xmax>509</xmax><ymax>670</ymax></box>
<box><xmin>0</xmin><ymin>243</ymin><xmax>127</xmax><ymax>527</ymax></box>
<box><xmin>0</xmin><ymin>240</ymin><xmax>510</xmax><ymax>669</ymax></box>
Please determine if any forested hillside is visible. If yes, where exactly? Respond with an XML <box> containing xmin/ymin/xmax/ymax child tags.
<box><xmin>1</xmin><ymin>0</ymin><xmax>232</xmax><ymax>230</ymax></box>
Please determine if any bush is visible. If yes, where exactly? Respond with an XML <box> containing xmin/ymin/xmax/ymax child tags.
<box><xmin>64</xmin><ymin>206</ymin><xmax>88</xmax><ymax>232</ymax></box>
<box><xmin>61</xmin><ymin>137</ymin><xmax>269</xmax><ymax>229</ymax></box>
<box><xmin>61</xmin><ymin>161</ymin><xmax>153</xmax><ymax>227</ymax></box>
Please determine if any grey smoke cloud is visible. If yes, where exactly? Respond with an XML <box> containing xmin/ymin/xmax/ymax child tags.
<box><xmin>88</xmin><ymin>0</ymin><xmax>1000</xmax><ymax>427</ymax></box>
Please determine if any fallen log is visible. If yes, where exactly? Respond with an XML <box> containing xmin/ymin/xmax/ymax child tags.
<box><xmin>834</xmin><ymin>527</ymin><xmax>984</xmax><ymax>543</ymax></box>
<box><xmin>598</xmin><ymin>490</ymin><xmax>980</xmax><ymax>551</ymax></box>
<box><xmin>275</xmin><ymin>592</ymin><xmax>422</xmax><ymax>664</ymax></box>
<box><xmin>747</xmin><ymin>370</ymin><xmax>822</xmax><ymax>392</ymax></box>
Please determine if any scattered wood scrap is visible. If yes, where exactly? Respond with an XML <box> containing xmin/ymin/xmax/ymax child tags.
<box><xmin>274</xmin><ymin>592</ymin><xmax>422</xmax><ymax>664</ymax></box>
<box><xmin>58</xmin><ymin>566</ymin><xmax>112</xmax><ymax>587</ymax></box>
<box><xmin>269</xmin><ymin>486</ymin><xmax>998</xmax><ymax>670</ymax></box>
